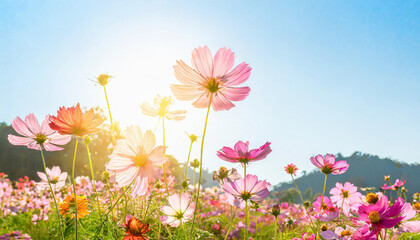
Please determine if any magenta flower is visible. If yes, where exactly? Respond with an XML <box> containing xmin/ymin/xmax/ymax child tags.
<box><xmin>313</xmin><ymin>196</ymin><xmax>334</xmax><ymax>213</ymax></box>
<box><xmin>222</xmin><ymin>174</ymin><xmax>270</xmax><ymax>209</ymax></box>
<box><xmin>171</xmin><ymin>46</ymin><xmax>251</xmax><ymax>111</ymax></box>
<box><xmin>217</xmin><ymin>141</ymin><xmax>272</xmax><ymax>165</ymax></box>
<box><xmin>8</xmin><ymin>114</ymin><xmax>71</xmax><ymax>151</ymax></box>
<box><xmin>330</xmin><ymin>182</ymin><xmax>362</xmax><ymax>216</ymax></box>
<box><xmin>357</xmin><ymin>195</ymin><xmax>405</xmax><ymax>235</ymax></box>
<box><xmin>292</xmin><ymin>233</ymin><xmax>316</xmax><ymax>240</ymax></box>
<box><xmin>310</xmin><ymin>154</ymin><xmax>349</xmax><ymax>175</ymax></box>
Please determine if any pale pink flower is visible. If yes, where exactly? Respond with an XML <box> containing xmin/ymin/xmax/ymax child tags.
<box><xmin>8</xmin><ymin>114</ymin><xmax>71</xmax><ymax>151</ymax></box>
<box><xmin>330</xmin><ymin>182</ymin><xmax>362</xmax><ymax>216</ymax></box>
<box><xmin>292</xmin><ymin>233</ymin><xmax>316</xmax><ymax>240</ymax></box>
<box><xmin>171</xmin><ymin>46</ymin><xmax>251</xmax><ymax>111</ymax></box>
<box><xmin>310</xmin><ymin>154</ymin><xmax>349</xmax><ymax>175</ymax></box>
<box><xmin>160</xmin><ymin>193</ymin><xmax>195</xmax><ymax>227</ymax></box>
<box><xmin>222</xmin><ymin>174</ymin><xmax>271</xmax><ymax>209</ymax></box>
<box><xmin>106</xmin><ymin>126</ymin><xmax>168</xmax><ymax>197</ymax></box>
<box><xmin>217</xmin><ymin>141</ymin><xmax>272</xmax><ymax>165</ymax></box>
<box><xmin>321</xmin><ymin>226</ymin><xmax>355</xmax><ymax>240</ymax></box>
<box><xmin>140</xmin><ymin>95</ymin><xmax>186</xmax><ymax>121</ymax></box>
<box><xmin>37</xmin><ymin>166</ymin><xmax>67</xmax><ymax>190</ymax></box>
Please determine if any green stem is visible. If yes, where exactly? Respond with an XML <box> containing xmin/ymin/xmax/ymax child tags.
<box><xmin>182</xmin><ymin>222</ymin><xmax>189</xmax><ymax>240</ymax></box>
<box><xmin>71</xmin><ymin>136</ymin><xmax>79</xmax><ymax>240</ymax></box>
<box><xmin>244</xmin><ymin>164</ymin><xmax>248</xmax><ymax>240</ymax></box>
<box><xmin>103</xmin><ymin>86</ymin><xmax>115</xmax><ymax>144</ymax></box>
<box><xmin>85</xmin><ymin>142</ymin><xmax>102</xmax><ymax>222</ymax></box>
<box><xmin>183</xmin><ymin>141</ymin><xmax>194</xmax><ymax>180</ymax></box>
<box><xmin>40</xmin><ymin>148</ymin><xmax>64</xmax><ymax>240</ymax></box>
<box><xmin>94</xmin><ymin>181</ymin><xmax>134</xmax><ymax>238</ymax></box>
<box><xmin>319</xmin><ymin>174</ymin><xmax>328</xmax><ymax>215</ymax></box>
<box><xmin>224</xmin><ymin>206</ymin><xmax>234</xmax><ymax>240</ymax></box>
<box><xmin>274</xmin><ymin>215</ymin><xmax>277</xmax><ymax>240</ymax></box>
<box><xmin>190</xmin><ymin>93</ymin><xmax>213</xmax><ymax>234</ymax></box>
<box><xmin>162</xmin><ymin>117</ymin><xmax>170</xmax><ymax>197</ymax></box>
<box><xmin>291</xmin><ymin>175</ymin><xmax>316</xmax><ymax>233</ymax></box>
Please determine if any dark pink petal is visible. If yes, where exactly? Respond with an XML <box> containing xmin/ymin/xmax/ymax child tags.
<box><xmin>324</xmin><ymin>154</ymin><xmax>336</xmax><ymax>165</ymax></box>
<box><xmin>191</xmin><ymin>46</ymin><xmax>213</xmax><ymax>78</ymax></box>
<box><xmin>223</xmin><ymin>62</ymin><xmax>252</xmax><ymax>86</ymax></box>
<box><xmin>234</xmin><ymin>141</ymin><xmax>249</xmax><ymax>159</ymax></box>
<box><xmin>220</xmin><ymin>86</ymin><xmax>250</xmax><ymax>101</ymax></box>
<box><xmin>213</xmin><ymin>47</ymin><xmax>235</xmax><ymax>77</ymax></box>
<box><xmin>378</xmin><ymin>216</ymin><xmax>404</xmax><ymax>228</ymax></box>
<box><xmin>248</xmin><ymin>142</ymin><xmax>272</xmax><ymax>161</ymax></box>
<box><xmin>310</xmin><ymin>155</ymin><xmax>324</xmax><ymax>168</ymax></box>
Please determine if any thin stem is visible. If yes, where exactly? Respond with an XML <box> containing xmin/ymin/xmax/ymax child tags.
<box><xmin>40</xmin><ymin>148</ymin><xmax>64</xmax><ymax>240</ymax></box>
<box><xmin>244</xmin><ymin>164</ymin><xmax>248</xmax><ymax>240</ymax></box>
<box><xmin>274</xmin><ymin>216</ymin><xmax>278</xmax><ymax>240</ymax></box>
<box><xmin>182</xmin><ymin>222</ymin><xmax>189</xmax><ymax>240</ymax></box>
<box><xmin>190</xmin><ymin>93</ymin><xmax>213</xmax><ymax>233</ymax></box>
<box><xmin>71</xmin><ymin>136</ymin><xmax>79</xmax><ymax>240</ymax></box>
<box><xmin>103</xmin><ymin>86</ymin><xmax>115</xmax><ymax>144</ymax></box>
<box><xmin>183</xmin><ymin>141</ymin><xmax>194</xmax><ymax>180</ymax></box>
<box><xmin>319</xmin><ymin>174</ymin><xmax>328</xmax><ymax>215</ymax></box>
<box><xmin>161</xmin><ymin>117</ymin><xmax>170</xmax><ymax>196</ymax></box>
<box><xmin>291</xmin><ymin>175</ymin><xmax>316</xmax><ymax>233</ymax></box>
<box><xmin>94</xmin><ymin>181</ymin><xmax>134</xmax><ymax>238</ymax></box>
<box><xmin>224</xmin><ymin>206</ymin><xmax>234</xmax><ymax>240</ymax></box>
<box><xmin>85</xmin><ymin>142</ymin><xmax>102</xmax><ymax>222</ymax></box>
<box><xmin>105</xmin><ymin>177</ymin><xmax>114</xmax><ymax>219</ymax></box>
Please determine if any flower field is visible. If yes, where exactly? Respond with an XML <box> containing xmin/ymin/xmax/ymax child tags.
<box><xmin>1</xmin><ymin>46</ymin><xmax>419</xmax><ymax>240</ymax></box>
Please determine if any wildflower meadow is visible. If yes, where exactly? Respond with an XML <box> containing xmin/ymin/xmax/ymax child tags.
<box><xmin>0</xmin><ymin>46</ymin><xmax>419</xmax><ymax>240</ymax></box>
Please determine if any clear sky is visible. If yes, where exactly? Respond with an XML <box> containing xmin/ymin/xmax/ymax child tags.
<box><xmin>1</xmin><ymin>0</ymin><xmax>419</xmax><ymax>185</ymax></box>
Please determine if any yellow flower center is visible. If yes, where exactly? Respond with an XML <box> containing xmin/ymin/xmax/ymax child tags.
<box><xmin>369</xmin><ymin>211</ymin><xmax>381</xmax><ymax>223</ymax></box>
<box><xmin>97</xmin><ymin>73</ymin><xmax>112</xmax><ymax>86</ymax></box>
<box><xmin>341</xmin><ymin>230</ymin><xmax>352</xmax><ymax>237</ymax></box>
<box><xmin>366</xmin><ymin>193</ymin><xmax>378</xmax><ymax>204</ymax></box>
<box><xmin>206</xmin><ymin>77</ymin><xmax>220</xmax><ymax>93</ymax></box>
<box><xmin>134</xmin><ymin>153</ymin><xmax>149</xmax><ymax>167</ymax></box>
<box><xmin>34</xmin><ymin>134</ymin><xmax>47</xmax><ymax>145</ymax></box>
<box><xmin>341</xmin><ymin>190</ymin><xmax>350</xmax><ymax>198</ymax></box>
<box><xmin>413</xmin><ymin>202</ymin><xmax>420</xmax><ymax>210</ymax></box>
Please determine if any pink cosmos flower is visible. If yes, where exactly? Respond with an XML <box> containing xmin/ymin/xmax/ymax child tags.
<box><xmin>397</xmin><ymin>200</ymin><xmax>420</xmax><ymax>233</ymax></box>
<box><xmin>140</xmin><ymin>95</ymin><xmax>186</xmax><ymax>121</ymax></box>
<box><xmin>292</xmin><ymin>233</ymin><xmax>316</xmax><ymax>240</ymax></box>
<box><xmin>321</xmin><ymin>226</ymin><xmax>355</xmax><ymax>240</ymax></box>
<box><xmin>217</xmin><ymin>141</ymin><xmax>272</xmax><ymax>165</ymax></box>
<box><xmin>381</xmin><ymin>179</ymin><xmax>406</xmax><ymax>191</ymax></box>
<box><xmin>222</xmin><ymin>174</ymin><xmax>271</xmax><ymax>209</ymax></box>
<box><xmin>106</xmin><ymin>126</ymin><xmax>168</xmax><ymax>197</ymax></box>
<box><xmin>285</xmin><ymin>163</ymin><xmax>298</xmax><ymax>175</ymax></box>
<box><xmin>160</xmin><ymin>193</ymin><xmax>195</xmax><ymax>227</ymax></box>
<box><xmin>171</xmin><ymin>46</ymin><xmax>251</xmax><ymax>111</ymax></box>
<box><xmin>357</xmin><ymin>195</ymin><xmax>405</xmax><ymax>235</ymax></box>
<box><xmin>352</xmin><ymin>224</ymin><xmax>377</xmax><ymax>240</ymax></box>
<box><xmin>313</xmin><ymin>196</ymin><xmax>334</xmax><ymax>213</ymax></box>
<box><xmin>330</xmin><ymin>182</ymin><xmax>362</xmax><ymax>216</ymax></box>
<box><xmin>8</xmin><ymin>114</ymin><xmax>71</xmax><ymax>151</ymax></box>
<box><xmin>37</xmin><ymin>166</ymin><xmax>67</xmax><ymax>190</ymax></box>
<box><xmin>310</xmin><ymin>154</ymin><xmax>349</xmax><ymax>175</ymax></box>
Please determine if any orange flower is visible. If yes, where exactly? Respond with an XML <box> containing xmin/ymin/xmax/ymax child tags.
<box><xmin>49</xmin><ymin>103</ymin><xmax>104</xmax><ymax>136</ymax></box>
<box><xmin>59</xmin><ymin>194</ymin><xmax>90</xmax><ymax>219</ymax></box>
<box><xmin>123</xmin><ymin>216</ymin><xmax>150</xmax><ymax>240</ymax></box>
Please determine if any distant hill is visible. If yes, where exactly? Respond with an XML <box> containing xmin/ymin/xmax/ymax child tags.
<box><xmin>272</xmin><ymin>152</ymin><xmax>420</xmax><ymax>203</ymax></box>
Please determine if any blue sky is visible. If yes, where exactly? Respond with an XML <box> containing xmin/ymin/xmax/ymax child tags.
<box><xmin>1</xmin><ymin>1</ymin><xmax>419</xmax><ymax>184</ymax></box>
